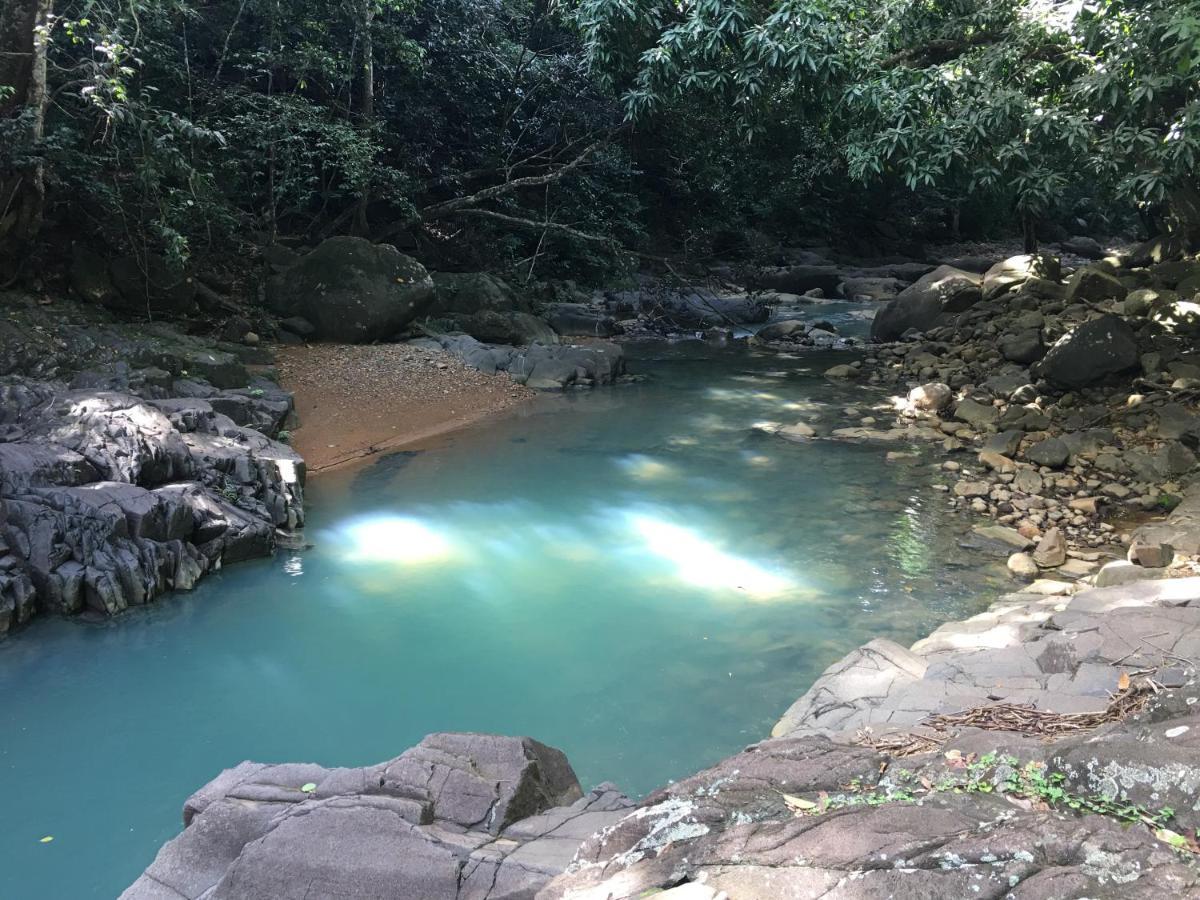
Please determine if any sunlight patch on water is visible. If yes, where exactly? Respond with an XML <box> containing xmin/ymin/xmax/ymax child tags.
<box><xmin>332</xmin><ymin>514</ymin><xmax>455</xmax><ymax>566</ymax></box>
<box><xmin>624</xmin><ymin>512</ymin><xmax>796</xmax><ymax>600</ymax></box>
<box><xmin>618</xmin><ymin>454</ymin><xmax>677</xmax><ymax>481</ymax></box>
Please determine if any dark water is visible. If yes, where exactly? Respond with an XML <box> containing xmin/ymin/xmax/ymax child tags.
<box><xmin>0</xmin><ymin>341</ymin><xmax>1004</xmax><ymax>898</ymax></box>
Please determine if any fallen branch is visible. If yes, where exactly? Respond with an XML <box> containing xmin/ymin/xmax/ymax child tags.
<box><xmin>923</xmin><ymin>682</ymin><xmax>1154</xmax><ymax>738</ymax></box>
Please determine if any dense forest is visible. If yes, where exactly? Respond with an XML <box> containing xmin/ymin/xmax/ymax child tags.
<box><xmin>1</xmin><ymin>0</ymin><xmax>1198</xmax><ymax>285</ymax></box>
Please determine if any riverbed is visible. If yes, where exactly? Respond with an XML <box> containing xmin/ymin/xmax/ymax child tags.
<box><xmin>0</xmin><ymin>338</ymin><xmax>1006</xmax><ymax>898</ymax></box>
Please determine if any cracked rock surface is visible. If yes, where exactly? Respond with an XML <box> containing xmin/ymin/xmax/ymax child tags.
<box><xmin>120</xmin><ymin>733</ymin><xmax>633</xmax><ymax>900</ymax></box>
<box><xmin>0</xmin><ymin>292</ymin><xmax>303</xmax><ymax>634</ymax></box>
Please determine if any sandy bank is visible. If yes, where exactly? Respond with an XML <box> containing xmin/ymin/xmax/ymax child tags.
<box><xmin>275</xmin><ymin>342</ymin><xmax>534</xmax><ymax>473</ymax></box>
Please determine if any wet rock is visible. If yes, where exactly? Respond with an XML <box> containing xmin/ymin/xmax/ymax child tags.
<box><xmin>972</xmin><ymin>524</ymin><xmax>1035</xmax><ymax>550</ymax></box>
<box><xmin>984</xmin><ymin>429</ymin><xmax>1024</xmax><ymax>457</ymax></box>
<box><xmin>979</xmin><ymin>450</ymin><xmax>1015</xmax><ymax>473</ymax></box>
<box><xmin>823</xmin><ymin>364</ymin><xmax>859</xmax><ymax>379</ymax></box>
<box><xmin>267</xmin><ymin>236</ymin><xmax>435</xmax><ymax>342</ymax></box>
<box><xmin>777</xmin><ymin>421</ymin><xmax>816</xmax><ymax>441</ymax></box>
<box><xmin>1034</xmin><ymin>315</ymin><xmax>1138</xmax><ymax>388</ymax></box>
<box><xmin>907</xmin><ymin>382</ymin><xmax>952</xmax><ymax>412</ymax></box>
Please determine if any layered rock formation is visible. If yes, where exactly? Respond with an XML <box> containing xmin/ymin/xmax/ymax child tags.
<box><xmin>126</xmin><ymin>578</ymin><xmax>1200</xmax><ymax>898</ymax></box>
<box><xmin>0</xmin><ymin>293</ymin><xmax>303</xmax><ymax>635</ymax></box>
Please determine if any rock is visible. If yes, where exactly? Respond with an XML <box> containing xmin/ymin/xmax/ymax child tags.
<box><xmin>983</xmin><ymin>429</ymin><xmax>1024</xmax><ymax>457</ymax></box>
<box><xmin>1094</xmin><ymin>559</ymin><xmax>1164</xmax><ymax>588</ymax></box>
<box><xmin>997</xmin><ymin>328</ymin><xmax>1045</xmax><ymax>364</ymax></box>
<box><xmin>1012</xmin><ymin>467</ymin><xmax>1043</xmax><ymax>494</ymax></box>
<box><xmin>982</xmin><ymin>253</ymin><xmax>1061</xmax><ymax>301</ymax></box>
<box><xmin>1065</xmin><ymin>265</ymin><xmax>1129</xmax><ymax>303</ymax></box>
<box><xmin>1007</xmin><ymin>552</ymin><xmax>1039</xmax><ymax>579</ymax></box>
<box><xmin>1034</xmin><ymin>315</ymin><xmax>1138</xmax><ymax>388</ymax></box>
<box><xmin>972</xmin><ymin>524</ymin><xmax>1035</xmax><ymax>550</ymax></box>
<box><xmin>121</xmin><ymin>733</ymin><xmax>632</xmax><ymax>900</ymax></box>
<box><xmin>777</xmin><ymin>421</ymin><xmax>816</xmax><ymax>441</ymax></box>
<box><xmin>978</xmin><ymin>450</ymin><xmax>1015</xmax><ymax>473</ymax></box>
<box><xmin>267</xmin><ymin>236</ymin><xmax>434</xmax><ymax>342</ymax></box>
<box><xmin>869</xmin><ymin>265</ymin><xmax>982</xmax><ymax>342</ymax></box>
<box><xmin>1033</xmin><ymin>528</ymin><xmax>1067</xmax><ymax>567</ymax></box>
<box><xmin>1025</xmin><ymin>436</ymin><xmax>1070</xmax><ymax>468</ymax></box>
<box><xmin>425</xmin><ymin>334</ymin><xmax>625</xmax><ymax>390</ymax></box>
<box><xmin>427</xmin><ymin>271</ymin><xmax>523</xmax><ymax>317</ymax></box>
<box><xmin>544</xmin><ymin>303</ymin><xmax>619</xmax><ymax>337</ymax></box>
<box><xmin>840</xmin><ymin>276</ymin><xmax>903</xmax><ymax>301</ymax></box>
<box><xmin>1069</xmin><ymin>497</ymin><xmax>1101</xmax><ymax>515</ymax></box>
<box><xmin>954</xmin><ymin>480</ymin><xmax>990</xmax><ymax>498</ymax></box>
<box><xmin>1128</xmin><ymin>540</ymin><xmax>1174</xmax><ymax>569</ymax></box>
<box><xmin>751</xmin><ymin>264</ymin><xmax>844</xmax><ymax>295</ymax></box>
<box><xmin>907</xmin><ymin>382</ymin><xmax>952</xmax><ymax>412</ymax></box>
<box><xmin>823</xmin><ymin>364</ymin><xmax>859</xmax><ymax>379</ymax></box>
<box><xmin>952</xmin><ymin>398</ymin><xmax>998</xmax><ymax>428</ymax></box>
<box><xmin>457</xmin><ymin>310</ymin><xmax>558</xmax><ymax>346</ymax></box>
<box><xmin>279</xmin><ymin>316</ymin><xmax>315</xmax><ymax>337</ymax></box>
<box><xmin>756</xmin><ymin>319</ymin><xmax>810</xmax><ymax>341</ymax></box>
<box><xmin>1060</xmin><ymin>235</ymin><xmax>1106</xmax><ymax>259</ymax></box>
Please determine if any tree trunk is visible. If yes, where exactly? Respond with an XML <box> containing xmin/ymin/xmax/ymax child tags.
<box><xmin>353</xmin><ymin>0</ymin><xmax>375</xmax><ymax>237</ymax></box>
<box><xmin>1021</xmin><ymin>210</ymin><xmax>1038</xmax><ymax>254</ymax></box>
<box><xmin>0</xmin><ymin>0</ymin><xmax>52</xmax><ymax>251</ymax></box>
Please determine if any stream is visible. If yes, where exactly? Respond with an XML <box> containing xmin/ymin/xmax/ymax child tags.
<box><xmin>0</xmin><ymin>332</ymin><xmax>1007</xmax><ymax>898</ymax></box>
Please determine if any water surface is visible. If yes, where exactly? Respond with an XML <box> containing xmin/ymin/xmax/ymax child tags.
<box><xmin>0</xmin><ymin>340</ymin><xmax>1004</xmax><ymax>898</ymax></box>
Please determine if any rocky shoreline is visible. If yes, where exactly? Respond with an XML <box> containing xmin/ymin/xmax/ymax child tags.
<box><xmin>122</xmin><ymin>575</ymin><xmax>1200</xmax><ymax>898</ymax></box>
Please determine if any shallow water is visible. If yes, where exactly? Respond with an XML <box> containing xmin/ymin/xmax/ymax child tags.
<box><xmin>0</xmin><ymin>340</ymin><xmax>1005</xmax><ymax>898</ymax></box>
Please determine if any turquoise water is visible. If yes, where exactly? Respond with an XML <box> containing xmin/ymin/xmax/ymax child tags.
<box><xmin>0</xmin><ymin>341</ymin><xmax>1004</xmax><ymax>898</ymax></box>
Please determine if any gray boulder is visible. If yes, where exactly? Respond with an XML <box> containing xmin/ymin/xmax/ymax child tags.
<box><xmin>998</xmin><ymin>328</ymin><xmax>1045</xmax><ymax>364</ymax></box>
<box><xmin>1034</xmin><ymin>315</ymin><xmax>1139</xmax><ymax>388</ymax></box>
<box><xmin>1065</xmin><ymin>265</ymin><xmax>1128</xmax><ymax>303</ymax></box>
<box><xmin>751</xmin><ymin>264</ymin><xmax>844</xmax><ymax>295</ymax></box>
<box><xmin>457</xmin><ymin>310</ymin><xmax>558</xmax><ymax>346</ymax></box>
<box><xmin>545</xmin><ymin>303</ymin><xmax>619</xmax><ymax>338</ymax></box>
<box><xmin>267</xmin><ymin>237</ymin><xmax>434</xmax><ymax>342</ymax></box>
<box><xmin>120</xmin><ymin>733</ymin><xmax>632</xmax><ymax>900</ymax></box>
<box><xmin>428</xmin><ymin>271</ymin><xmax>526</xmax><ymax>317</ymax></box>
<box><xmin>982</xmin><ymin>254</ymin><xmax>1061</xmax><ymax>302</ymax></box>
<box><xmin>869</xmin><ymin>265</ymin><xmax>982</xmax><ymax>342</ymax></box>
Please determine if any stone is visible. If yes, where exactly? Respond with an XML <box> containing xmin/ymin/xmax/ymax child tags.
<box><xmin>979</xmin><ymin>450</ymin><xmax>1014</xmax><ymax>472</ymax></box>
<box><xmin>982</xmin><ymin>253</ymin><xmax>1061</xmax><ymax>301</ymax></box>
<box><xmin>972</xmin><ymin>524</ymin><xmax>1035</xmax><ymax>550</ymax></box>
<box><xmin>1012</xmin><ymin>468</ymin><xmax>1043</xmax><ymax>495</ymax></box>
<box><xmin>1025</xmin><ymin>437</ymin><xmax>1069</xmax><ymax>468</ymax></box>
<box><xmin>457</xmin><ymin>310</ymin><xmax>559</xmax><ymax>346</ymax></box>
<box><xmin>121</xmin><ymin>733</ymin><xmax>632</xmax><ymax>900</ymax></box>
<box><xmin>953</xmin><ymin>398</ymin><xmax>998</xmax><ymax>427</ymax></box>
<box><xmin>824</xmin><ymin>364</ymin><xmax>859</xmax><ymax>379</ymax></box>
<box><xmin>777</xmin><ymin>421</ymin><xmax>816</xmax><ymax>441</ymax></box>
<box><xmin>1033</xmin><ymin>528</ymin><xmax>1067</xmax><ymax>568</ymax></box>
<box><xmin>109</xmin><ymin>253</ymin><xmax>198</xmax><ymax>314</ymax></box>
<box><xmin>1128</xmin><ymin>540</ymin><xmax>1174</xmax><ymax>569</ymax></box>
<box><xmin>1007</xmin><ymin>552</ymin><xmax>1039</xmax><ymax>579</ymax></box>
<box><xmin>984</xmin><ymin>429</ymin><xmax>1024</xmax><ymax>457</ymax></box>
<box><xmin>869</xmin><ymin>266</ymin><xmax>982</xmax><ymax>341</ymax></box>
<box><xmin>267</xmin><ymin>236</ymin><xmax>435</xmax><ymax>342</ymax></box>
<box><xmin>997</xmin><ymin>328</ymin><xmax>1045</xmax><ymax>364</ymax></box>
<box><xmin>907</xmin><ymin>382</ymin><xmax>952</xmax><ymax>412</ymax></box>
<box><xmin>545</xmin><ymin>303</ymin><xmax>619</xmax><ymax>337</ymax></box>
<box><xmin>1069</xmin><ymin>497</ymin><xmax>1101</xmax><ymax>515</ymax></box>
<box><xmin>1094</xmin><ymin>559</ymin><xmax>1164</xmax><ymax>588</ymax></box>
<box><xmin>953</xmin><ymin>480</ymin><xmax>990</xmax><ymax>498</ymax></box>
<box><xmin>1065</xmin><ymin>265</ymin><xmax>1129</xmax><ymax>303</ymax></box>
<box><xmin>1034</xmin><ymin>315</ymin><xmax>1139</xmax><ymax>388</ymax></box>
<box><xmin>1060</xmin><ymin>235</ymin><xmax>1105</xmax><ymax>259</ymax></box>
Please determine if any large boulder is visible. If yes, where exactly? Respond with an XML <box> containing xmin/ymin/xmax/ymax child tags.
<box><xmin>1034</xmin><ymin>315</ymin><xmax>1139</xmax><ymax>388</ymax></box>
<box><xmin>1065</xmin><ymin>264</ymin><xmax>1128</xmax><ymax>303</ymax></box>
<box><xmin>869</xmin><ymin>265</ymin><xmax>981</xmax><ymax>341</ymax></box>
<box><xmin>456</xmin><ymin>310</ymin><xmax>558</xmax><ymax>346</ymax></box>
<box><xmin>427</xmin><ymin>271</ymin><xmax>526</xmax><ymax>317</ymax></box>
<box><xmin>120</xmin><ymin>733</ymin><xmax>632</xmax><ymax>900</ymax></box>
<box><xmin>750</xmin><ymin>264</ymin><xmax>844</xmax><ymax>295</ymax></box>
<box><xmin>267</xmin><ymin>237</ymin><xmax>434</xmax><ymax>342</ymax></box>
<box><xmin>982</xmin><ymin>254</ymin><xmax>1061</xmax><ymax>302</ymax></box>
<box><xmin>545</xmin><ymin>303</ymin><xmax>619</xmax><ymax>337</ymax></box>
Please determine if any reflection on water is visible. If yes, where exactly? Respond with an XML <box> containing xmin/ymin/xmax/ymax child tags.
<box><xmin>0</xmin><ymin>340</ymin><xmax>1005</xmax><ymax>899</ymax></box>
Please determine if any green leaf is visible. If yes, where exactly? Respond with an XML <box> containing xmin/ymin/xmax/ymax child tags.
<box><xmin>1156</xmin><ymin>828</ymin><xmax>1189</xmax><ymax>849</ymax></box>
<box><xmin>301</xmin><ymin>783</ymin><xmax>317</xmax><ymax>794</ymax></box>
